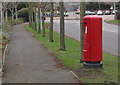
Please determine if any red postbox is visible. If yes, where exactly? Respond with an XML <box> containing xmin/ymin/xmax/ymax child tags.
<box><xmin>83</xmin><ymin>16</ymin><xmax>103</xmax><ymax>68</ymax></box>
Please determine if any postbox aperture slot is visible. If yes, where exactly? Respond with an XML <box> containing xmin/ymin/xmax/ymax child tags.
<box><xmin>84</xmin><ymin>23</ymin><xmax>87</xmax><ymax>34</ymax></box>
<box><xmin>85</xmin><ymin>26</ymin><xmax>87</xmax><ymax>34</ymax></box>
<box><xmin>84</xmin><ymin>23</ymin><xmax>88</xmax><ymax>41</ymax></box>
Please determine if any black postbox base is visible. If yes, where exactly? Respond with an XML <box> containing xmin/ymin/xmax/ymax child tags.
<box><xmin>83</xmin><ymin>61</ymin><xmax>103</xmax><ymax>69</ymax></box>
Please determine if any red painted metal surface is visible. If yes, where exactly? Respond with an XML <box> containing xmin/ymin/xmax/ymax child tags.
<box><xmin>83</xmin><ymin>16</ymin><xmax>103</xmax><ymax>62</ymax></box>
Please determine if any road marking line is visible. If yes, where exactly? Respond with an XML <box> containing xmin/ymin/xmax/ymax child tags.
<box><xmin>69</xmin><ymin>71</ymin><xmax>79</xmax><ymax>80</ymax></box>
<box><xmin>72</xmin><ymin>20</ymin><xmax>80</xmax><ymax>26</ymax></box>
<box><xmin>103</xmin><ymin>29</ymin><xmax>116</xmax><ymax>33</ymax></box>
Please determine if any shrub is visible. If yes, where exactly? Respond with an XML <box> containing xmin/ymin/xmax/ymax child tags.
<box><xmin>0</xmin><ymin>24</ymin><xmax>11</xmax><ymax>42</ymax></box>
<box><xmin>1</xmin><ymin>24</ymin><xmax>11</xmax><ymax>31</ymax></box>
<box><xmin>1</xmin><ymin>31</ymin><xmax>10</xmax><ymax>41</ymax></box>
<box><xmin>9</xmin><ymin>18</ymin><xmax>23</xmax><ymax>25</ymax></box>
<box><xmin>18</xmin><ymin>8</ymin><xmax>29</xmax><ymax>22</ymax></box>
<box><xmin>2</xmin><ymin>39</ymin><xmax>8</xmax><ymax>45</ymax></box>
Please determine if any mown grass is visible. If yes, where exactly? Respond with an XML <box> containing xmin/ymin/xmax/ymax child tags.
<box><xmin>108</xmin><ymin>20</ymin><xmax>120</xmax><ymax>24</ymax></box>
<box><xmin>25</xmin><ymin>23</ymin><xmax>118</xmax><ymax>84</ymax></box>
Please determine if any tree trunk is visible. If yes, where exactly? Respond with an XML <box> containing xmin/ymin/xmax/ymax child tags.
<box><xmin>115</xmin><ymin>2</ymin><xmax>120</xmax><ymax>20</ymax></box>
<box><xmin>15</xmin><ymin>5</ymin><xmax>18</xmax><ymax>20</ymax></box>
<box><xmin>42</xmin><ymin>3</ymin><xmax>45</xmax><ymax>37</ymax></box>
<box><xmin>59</xmin><ymin>2</ymin><xmax>65</xmax><ymax>51</ymax></box>
<box><xmin>49</xmin><ymin>2</ymin><xmax>54</xmax><ymax>42</ymax></box>
<box><xmin>31</xmin><ymin>11</ymin><xmax>34</xmax><ymax>29</ymax></box>
<box><xmin>31</xmin><ymin>3</ymin><xmax>34</xmax><ymax>29</ymax></box>
<box><xmin>38</xmin><ymin>2</ymin><xmax>41</xmax><ymax>34</ymax></box>
<box><xmin>34</xmin><ymin>3</ymin><xmax>37</xmax><ymax>31</ymax></box>
<box><xmin>28</xmin><ymin>5</ymin><xmax>31</xmax><ymax>26</ymax></box>
<box><xmin>28</xmin><ymin>3</ymin><xmax>32</xmax><ymax>27</ymax></box>
<box><xmin>80</xmin><ymin>2</ymin><xmax>85</xmax><ymax>63</ymax></box>
<box><xmin>5</xmin><ymin>10</ymin><xmax>7</xmax><ymax>22</ymax></box>
<box><xmin>99</xmin><ymin>3</ymin><xmax>101</xmax><ymax>10</ymax></box>
<box><xmin>2</xmin><ymin>10</ymin><xmax>4</xmax><ymax>25</ymax></box>
<box><xmin>0</xmin><ymin>4</ymin><xmax>2</xmax><ymax>27</ymax></box>
<box><xmin>12</xmin><ymin>8</ymin><xmax>14</xmax><ymax>21</ymax></box>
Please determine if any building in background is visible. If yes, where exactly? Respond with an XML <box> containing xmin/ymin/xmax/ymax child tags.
<box><xmin>45</xmin><ymin>2</ymin><xmax>79</xmax><ymax>12</ymax></box>
<box><xmin>64</xmin><ymin>2</ymin><xmax>80</xmax><ymax>12</ymax></box>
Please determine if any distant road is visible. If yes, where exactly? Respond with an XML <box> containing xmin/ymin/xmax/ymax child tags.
<box><xmin>53</xmin><ymin>20</ymin><xmax>118</xmax><ymax>56</ymax></box>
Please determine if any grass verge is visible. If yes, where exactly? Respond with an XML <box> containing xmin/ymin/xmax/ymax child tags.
<box><xmin>108</xmin><ymin>20</ymin><xmax>120</xmax><ymax>24</ymax></box>
<box><xmin>25</xmin><ymin>23</ymin><xmax>118</xmax><ymax>84</ymax></box>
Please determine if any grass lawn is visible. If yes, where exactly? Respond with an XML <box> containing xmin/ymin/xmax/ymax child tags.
<box><xmin>25</xmin><ymin>23</ymin><xmax>118</xmax><ymax>84</ymax></box>
<box><xmin>108</xmin><ymin>20</ymin><xmax>120</xmax><ymax>24</ymax></box>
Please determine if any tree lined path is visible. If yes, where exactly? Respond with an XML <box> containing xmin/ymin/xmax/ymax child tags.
<box><xmin>3</xmin><ymin>23</ymin><xmax>78</xmax><ymax>83</ymax></box>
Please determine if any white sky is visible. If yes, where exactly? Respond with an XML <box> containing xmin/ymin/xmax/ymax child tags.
<box><xmin>0</xmin><ymin>0</ymin><xmax>119</xmax><ymax>2</ymax></box>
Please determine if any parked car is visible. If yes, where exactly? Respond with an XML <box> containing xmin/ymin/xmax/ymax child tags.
<box><xmin>56</xmin><ymin>11</ymin><xmax>69</xmax><ymax>16</ymax></box>
<box><xmin>89</xmin><ymin>11</ymin><xmax>96</xmax><ymax>15</ymax></box>
<box><xmin>97</xmin><ymin>10</ymin><xmax>103</xmax><ymax>15</ymax></box>
<box><xmin>44</xmin><ymin>13</ymin><xmax>48</xmax><ymax>16</ymax></box>
<box><xmin>56</xmin><ymin>11</ymin><xmax>60</xmax><ymax>15</ymax></box>
<box><xmin>41</xmin><ymin>15</ymin><xmax>46</xmax><ymax>20</ymax></box>
<box><xmin>75</xmin><ymin>12</ymin><xmax>80</xmax><ymax>14</ymax></box>
<box><xmin>44</xmin><ymin>13</ymin><xmax>51</xmax><ymax>17</ymax></box>
<box><xmin>86</xmin><ymin>10</ymin><xmax>95</xmax><ymax>15</ymax></box>
<box><xmin>105</xmin><ymin>10</ymin><xmax>111</xmax><ymax>15</ymax></box>
<box><xmin>112</xmin><ymin>10</ymin><xmax>117</xmax><ymax>14</ymax></box>
<box><xmin>64</xmin><ymin>12</ymin><xmax>69</xmax><ymax>16</ymax></box>
<box><xmin>86</xmin><ymin>10</ymin><xmax>91</xmax><ymax>15</ymax></box>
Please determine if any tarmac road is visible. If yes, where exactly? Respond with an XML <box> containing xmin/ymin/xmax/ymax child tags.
<box><xmin>53</xmin><ymin>20</ymin><xmax>118</xmax><ymax>56</ymax></box>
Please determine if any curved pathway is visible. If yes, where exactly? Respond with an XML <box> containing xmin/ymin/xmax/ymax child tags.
<box><xmin>3</xmin><ymin>23</ymin><xmax>79</xmax><ymax>83</ymax></box>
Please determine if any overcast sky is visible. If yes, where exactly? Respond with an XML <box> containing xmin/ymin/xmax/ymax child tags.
<box><xmin>0</xmin><ymin>0</ymin><xmax>119</xmax><ymax>2</ymax></box>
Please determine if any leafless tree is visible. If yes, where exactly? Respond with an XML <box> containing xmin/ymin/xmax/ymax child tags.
<box><xmin>59</xmin><ymin>2</ymin><xmax>66</xmax><ymax>51</ymax></box>
<box><xmin>2</xmin><ymin>2</ymin><xmax>8</xmax><ymax>24</ymax></box>
<box><xmin>14</xmin><ymin>2</ymin><xmax>20</xmax><ymax>20</ymax></box>
<box><xmin>49</xmin><ymin>2</ymin><xmax>54</xmax><ymax>42</ymax></box>
<box><xmin>80</xmin><ymin>2</ymin><xmax>85</xmax><ymax>63</ymax></box>
<box><xmin>7</xmin><ymin>2</ymin><xmax>15</xmax><ymax>21</ymax></box>
<box><xmin>41</xmin><ymin>2</ymin><xmax>46</xmax><ymax>37</ymax></box>
<box><xmin>28</xmin><ymin>2</ymin><xmax>33</xmax><ymax>27</ymax></box>
<box><xmin>38</xmin><ymin>2</ymin><xmax>41</xmax><ymax>34</ymax></box>
<box><xmin>34</xmin><ymin>2</ymin><xmax>37</xmax><ymax>31</ymax></box>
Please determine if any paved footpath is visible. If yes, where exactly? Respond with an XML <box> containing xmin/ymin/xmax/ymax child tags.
<box><xmin>2</xmin><ymin>23</ymin><xmax>79</xmax><ymax>83</ymax></box>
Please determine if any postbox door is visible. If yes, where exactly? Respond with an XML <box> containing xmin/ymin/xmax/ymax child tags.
<box><xmin>83</xmin><ymin>23</ymin><xmax>91</xmax><ymax>61</ymax></box>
